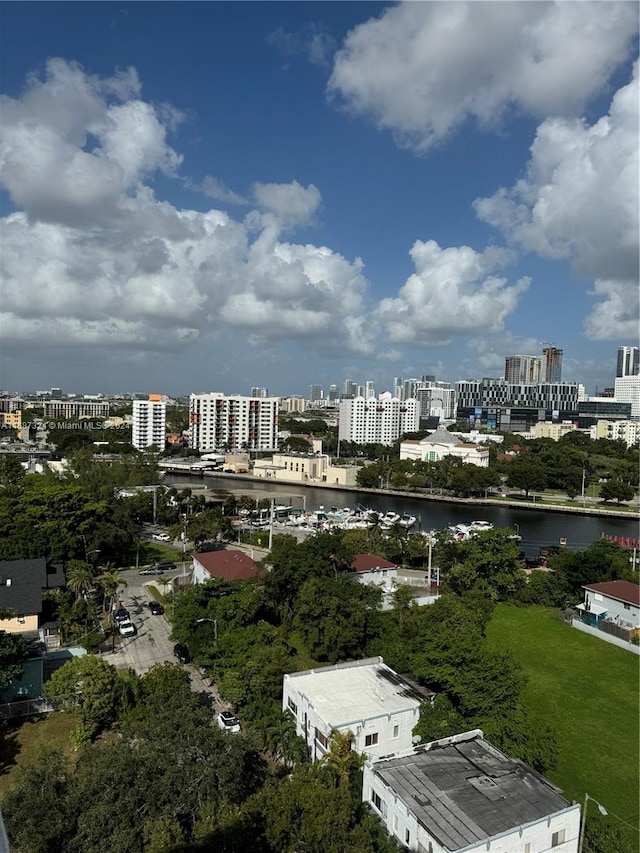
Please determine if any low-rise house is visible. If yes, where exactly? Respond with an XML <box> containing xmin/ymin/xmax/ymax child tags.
<box><xmin>191</xmin><ymin>550</ymin><xmax>261</xmax><ymax>585</ymax></box>
<box><xmin>348</xmin><ymin>554</ymin><xmax>397</xmax><ymax>608</ymax></box>
<box><xmin>364</xmin><ymin>730</ymin><xmax>580</xmax><ymax>852</ymax></box>
<box><xmin>576</xmin><ymin>580</ymin><xmax>640</xmax><ymax>634</ymax></box>
<box><xmin>283</xmin><ymin>657</ymin><xmax>434</xmax><ymax>761</ymax></box>
<box><xmin>400</xmin><ymin>427</ymin><xmax>489</xmax><ymax>467</ymax></box>
<box><xmin>253</xmin><ymin>452</ymin><xmax>359</xmax><ymax>487</ymax></box>
<box><xmin>0</xmin><ymin>559</ymin><xmax>65</xmax><ymax>635</ymax></box>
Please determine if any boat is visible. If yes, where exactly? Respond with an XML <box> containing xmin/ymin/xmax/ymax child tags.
<box><xmin>398</xmin><ymin>513</ymin><xmax>417</xmax><ymax>529</ymax></box>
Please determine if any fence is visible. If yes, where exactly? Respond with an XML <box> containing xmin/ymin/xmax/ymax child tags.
<box><xmin>571</xmin><ymin>618</ymin><xmax>640</xmax><ymax>655</ymax></box>
<box><xmin>0</xmin><ymin>696</ymin><xmax>56</xmax><ymax>721</ymax></box>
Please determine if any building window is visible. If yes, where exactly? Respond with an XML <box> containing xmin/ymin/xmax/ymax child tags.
<box><xmin>393</xmin><ymin>725</ymin><xmax>399</xmax><ymax>739</ymax></box>
<box><xmin>371</xmin><ymin>790</ymin><xmax>386</xmax><ymax>816</ymax></box>
<box><xmin>365</xmin><ymin>732</ymin><xmax>379</xmax><ymax>747</ymax></box>
<box><xmin>315</xmin><ymin>728</ymin><xmax>328</xmax><ymax>748</ymax></box>
<box><xmin>287</xmin><ymin>697</ymin><xmax>297</xmax><ymax>716</ymax></box>
<box><xmin>551</xmin><ymin>829</ymin><xmax>566</xmax><ymax>847</ymax></box>
<box><xmin>405</xmin><ymin>829</ymin><xmax>410</xmax><ymax>845</ymax></box>
<box><xmin>393</xmin><ymin>815</ymin><xmax>398</xmax><ymax>833</ymax></box>
<box><xmin>624</xmin><ymin>603</ymin><xmax>630</xmax><ymax>610</ymax></box>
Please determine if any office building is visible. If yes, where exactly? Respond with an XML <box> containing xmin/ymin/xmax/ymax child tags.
<box><xmin>504</xmin><ymin>355</ymin><xmax>540</xmax><ymax>385</ymax></box>
<box><xmin>309</xmin><ymin>385</ymin><xmax>323</xmax><ymax>403</ymax></box>
<box><xmin>338</xmin><ymin>394</ymin><xmax>420</xmax><ymax>445</ymax></box>
<box><xmin>415</xmin><ymin>382</ymin><xmax>456</xmax><ymax>422</ymax></box>
<box><xmin>342</xmin><ymin>380</ymin><xmax>358</xmax><ymax>399</ymax></box>
<box><xmin>132</xmin><ymin>395</ymin><xmax>166</xmax><ymax>451</ymax></box>
<box><xmin>542</xmin><ymin>346</ymin><xmax>563</xmax><ymax>382</ymax></box>
<box><xmin>251</xmin><ymin>387</ymin><xmax>269</xmax><ymax>398</ymax></box>
<box><xmin>189</xmin><ymin>393</ymin><xmax>278</xmax><ymax>452</ymax></box>
<box><xmin>328</xmin><ymin>384</ymin><xmax>338</xmax><ymax>402</ymax></box>
<box><xmin>456</xmin><ymin>379</ymin><xmax>580</xmax><ymax>414</ymax></box>
<box><xmin>365</xmin><ymin>381</ymin><xmax>375</xmax><ymax>399</ymax></box>
<box><xmin>617</xmin><ymin>346</ymin><xmax>640</xmax><ymax>377</ymax></box>
<box><xmin>614</xmin><ymin>375</ymin><xmax>640</xmax><ymax>418</ymax></box>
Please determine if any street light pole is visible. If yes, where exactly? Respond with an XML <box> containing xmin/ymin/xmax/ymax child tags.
<box><xmin>578</xmin><ymin>793</ymin><xmax>608</xmax><ymax>853</ymax></box>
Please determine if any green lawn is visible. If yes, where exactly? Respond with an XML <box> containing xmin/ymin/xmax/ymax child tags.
<box><xmin>0</xmin><ymin>712</ymin><xmax>78</xmax><ymax>797</ymax></box>
<box><xmin>487</xmin><ymin>605</ymin><xmax>639</xmax><ymax>847</ymax></box>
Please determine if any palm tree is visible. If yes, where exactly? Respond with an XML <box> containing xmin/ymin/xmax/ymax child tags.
<box><xmin>65</xmin><ymin>561</ymin><xmax>95</xmax><ymax>601</ymax></box>
<box><xmin>321</xmin><ymin>730</ymin><xmax>364</xmax><ymax>787</ymax></box>
<box><xmin>98</xmin><ymin>569</ymin><xmax>128</xmax><ymax>615</ymax></box>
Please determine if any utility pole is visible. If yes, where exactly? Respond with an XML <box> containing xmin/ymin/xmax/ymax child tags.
<box><xmin>268</xmin><ymin>498</ymin><xmax>275</xmax><ymax>551</ymax></box>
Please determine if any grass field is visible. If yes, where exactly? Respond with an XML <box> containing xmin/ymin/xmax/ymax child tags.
<box><xmin>0</xmin><ymin>712</ymin><xmax>78</xmax><ymax>797</ymax></box>
<box><xmin>487</xmin><ymin>605</ymin><xmax>639</xmax><ymax>847</ymax></box>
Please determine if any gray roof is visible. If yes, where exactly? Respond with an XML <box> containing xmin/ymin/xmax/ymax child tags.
<box><xmin>372</xmin><ymin>735</ymin><xmax>570</xmax><ymax>852</ymax></box>
<box><xmin>0</xmin><ymin>559</ymin><xmax>65</xmax><ymax>616</ymax></box>
<box><xmin>422</xmin><ymin>427</ymin><xmax>461</xmax><ymax>446</ymax></box>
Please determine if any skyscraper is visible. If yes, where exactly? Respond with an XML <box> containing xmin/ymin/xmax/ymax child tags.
<box><xmin>133</xmin><ymin>395</ymin><xmax>166</xmax><ymax>451</ymax></box>
<box><xmin>309</xmin><ymin>385</ymin><xmax>323</xmax><ymax>402</ymax></box>
<box><xmin>542</xmin><ymin>347</ymin><xmax>563</xmax><ymax>382</ymax></box>
<box><xmin>504</xmin><ymin>355</ymin><xmax>540</xmax><ymax>385</ymax></box>
<box><xmin>616</xmin><ymin>346</ymin><xmax>640</xmax><ymax>377</ymax></box>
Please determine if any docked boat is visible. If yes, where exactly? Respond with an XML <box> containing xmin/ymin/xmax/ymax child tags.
<box><xmin>398</xmin><ymin>513</ymin><xmax>417</xmax><ymax>529</ymax></box>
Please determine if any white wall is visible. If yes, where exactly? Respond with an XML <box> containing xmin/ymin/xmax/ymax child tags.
<box><xmin>363</xmin><ymin>763</ymin><xmax>581</xmax><ymax>852</ymax></box>
<box><xmin>283</xmin><ymin>677</ymin><xmax>419</xmax><ymax>761</ymax></box>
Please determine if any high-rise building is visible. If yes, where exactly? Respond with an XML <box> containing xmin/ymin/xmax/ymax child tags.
<box><xmin>416</xmin><ymin>382</ymin><xmax>456</xmax><ymax>422</ymax></box>
<box><xmin>617</xmin><ymin>346</ymin><xmax>640</xmax><ymax>377</ymax></box>
<box><xmin>342</xmin><ymin>379</ymin><xmax>358</xmax><ymax>398</ymax></box>
<box><xmin>365</xmin><ymin>381</ymin><xmax>375</xmax><ymax>399</ymax></box>
<box><xmin>189</xmin><ymin>393</ymin><xmax>278</xmax><ymax>452</ymax></box>
<box><xmin>542</xmin><ymin>346</ymin><xmax>563</xmax><ymax>382</ymax></box>
<box><xmin>132</xmin><ymin>395</ymin><xmax>166</xmax><ymax>451</ymax></box>
<box><xmin>251</xmin><ymin>387</ymin><xmax>268</xmax><ymax>398</ymax></box>
<box><xmin>614</xmin><ymin>375</ymin><xmax>640</xmax><ymax>418</ymax></box>
<box><xmin>309</xmin><ymin>385</ymin><xmax>323</xmax><ymax>402</ymax></box>
<box><xmin>504</xmin><ymin>355</ymin><xmax>540</xmax><ymax>385</ymax></box>
<box><xmin>338</xmin><ymin>394</ymin><xmax>420</xmax><ymax>445</ymax></box>
<box><xmin>328</xmin><ymin>384</ymin><xmax>338</xmax><ymax>402</ymax></box>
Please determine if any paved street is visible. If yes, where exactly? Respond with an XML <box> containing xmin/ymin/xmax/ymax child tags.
<box><xmin>102</xmin><ymin>568</ymin><xmax>225</xmax><ymax>710</ymax></box>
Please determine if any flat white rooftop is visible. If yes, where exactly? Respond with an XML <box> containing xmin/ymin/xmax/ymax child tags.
<box><xmin>285</xmin><ymin>657</ymin><xmax>431</xmax><ymax>726</ymax></box>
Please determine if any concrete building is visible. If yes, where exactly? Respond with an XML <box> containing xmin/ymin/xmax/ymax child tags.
<box><xmin>617</xmin><ymin>346</ymin><xmax>639</xmax><ymax>377</ymax></box>
<box><xmin>253</xmin><ymin>452</ymin><xmax>359</xmax><ymax>487</ymax></box>
<box><xmin>189</xmin><ymin>393</ymin><xmax>279</xmax><ymax>452</ymax></box>
<box><xmin>348</xmin><ymin>554</ymin><xmax>398</xmax><ymax>609</ymax></box>
<box><xmin>192</xmin><ymin>550</ymin><xmax>261</xmax><ymax>585</ymax></box>
<box><xmin>504</xmin><ymin>355</ymin><xmax>540</xmax><ymax>385</ymax></box>
<box><xmin>529</xmin><ymin>421</ymin><xmax>577</xmax><ymax>441</ymax></box>
<box><xmin>542</xmin><ymin>346</ymin><xmax>563</xmax><ymax>382</ymax></box>
<box><xmin>456</xmin><ymin>379</ymin><xmax>579</xmax><ymax>415</ymax></box>
<box><xmin>42</xmin><ymin>400</ymin><xmax>109</xmax><ymax>420</ymax></box>
<box><xmin>614</xmin><ymin>375</ymin><xmax>640</xmax><ymax>418</ymax></box>
<box><xmin>589</xmin><ymin>419</ymin><xmax>640</xmax><ymax>447</ymax></box>
<box><xmin>279</xmin><ymin>397</ymin><xmax>308</xmax><ymax>414</ymax></box>
<box><xmin>400</xmin><ymin>427</ymin><xmax>489</xmax><ymax>467</ymax></box>
<box><xmin>283</xmin><ymin>657</ymin><xmax>434</xmax><ymax>762</ymax></box>
<box><xmin>364</xmin><ymin>730</ymin><xmax>580</xmax><ymax>853</ymax></box>
<box><xmin>132</xmin><ymin>395</ymin><xmax>166</xmax><ymax>451</ymax></box>
<box><xmin>339</xmin><ymin>394</ymin><xmax>420</xmax><ymax>445</ymax></box>
<box><xmin>416</xmin><ymin>383</ymin><xmax>456</xmax><ymax>423</ymax></box>
<box><xmin>309</xmin><ymin>385</ymin><xmax>323</xmax><ymax>403</ymax></box>
<box><xmin>251</xmin><ymin>387</ymin><xmax>269</xmax><ymax>398</ymax></box>
<box><xmin>0</xmin><ymin>411</ymin><xmax>21</xmax><ymax>430</ymax></box>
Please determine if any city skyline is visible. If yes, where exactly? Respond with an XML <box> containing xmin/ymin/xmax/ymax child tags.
<box><xmin>0</xmin><ymin>3</ymin><xmax>638</xmax><ymax>396</ymax></box>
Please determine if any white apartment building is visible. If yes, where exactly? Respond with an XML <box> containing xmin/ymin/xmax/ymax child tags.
<box><xmin>132</xmin><ymin>395</ymin><xmax>166</xmax><ymax>451</ymax></box>
<box><xmin>590</xmin><ymin>419</ymin><xmax>640</xmax><ymax>448</ymax></box>
<box><xmin>283</xmin><ymin>657</ymin><xmax>433</xmax><ymax>762</ymax></box>
<box><xmin>339</xmin><ymin>394</ymin><xmax>420</xmax><ymax>445</ymax></box>
<box><xmin>364</xmin><ymin>730</ymin><xmax>580</xmax><ymax>853</ymax></box>
<box><xmin>189</xmin><ymin>393</ymin><xmax>278</xmax><ymax>452</ymax></box>
<box><xmin>400</xmin><ymin>427</ymin><xmax>490</xmax><ymax>467</ymax></box>
<box><xmin>504</xmin><ymin>354</ymin><xmax>540</xmax><ymax>385</ymax></box>
<box><xmin>416</xmin><ymin>384</ymin><xmax>456</xmax><ymax>422</ymax></box>
<box><xmin>614</xmin><ymin>375</ymin><xmax>640</xmax><ymax>418</ymax></box>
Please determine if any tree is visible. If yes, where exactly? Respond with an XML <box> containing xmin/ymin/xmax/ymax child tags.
<box><xmin>600</xmin><ymin>479</ymin><xmax>634</xmax><ymax>503</ymax></box>
<box><xmin>507</xmin><ymin>455</ymin><xmax>548</xmax><ymax>497</ymax></box>
<box><xmin>97</xmin><ymin>567</ymin><xmax>127</xmax><ymax>614</ymax></box>
<box><xmin>65</xmin><ymin>560</ymin><xmax>95</xmax><ymax>600</ymax></box>
<box><xmin>0</xmin><ymin>455</ymin><xmax>25</xmax><ymax>486</ymax></box>
<box><xmin>43</xmin><ymin>655</ymin><xmax>120</xmax><ymax>733</ymax></box>
<box><xmin>0</xmin><ymin>630</ymin><xmax>27</xmax><ymax>689</ymax></box>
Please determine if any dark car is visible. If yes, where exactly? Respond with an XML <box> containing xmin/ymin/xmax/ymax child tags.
<box><xmin>148</xmin><ymin>601</ymin><xmax>164</xmax><ymax>615</ymax></box>
<box><xmin>155</xmin><ymin>560</ymin><xmax>177</xmax><ymax>571</ymax></box>
<box><xmin>113</xmin><ymin>608</ymin><xmax>130</xmax><ymax>624</ymax></box>
<box><xmin>173</xmin><ymin>643</ymin><xmax>191</xmax><ymax>664</ymax></box>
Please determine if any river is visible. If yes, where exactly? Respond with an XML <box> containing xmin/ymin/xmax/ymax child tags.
<box><xmin>164</xmin><ymin>474</ymin><xmax>639</xmax><ymax>558</ymax></box>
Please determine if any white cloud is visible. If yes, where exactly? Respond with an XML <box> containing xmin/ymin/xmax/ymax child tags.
<box><xmin>251</xmin><ymin>180</ymin><xmax>322</xmax><ymax>227</ymax></box>
<box><xmin>464</xmin><ymin>333</ymin><xmax>541</xmax><ymax>376</ymax></box>
<box><xmin>267</xmin><ymin>25</ymin><xmax>336</xmax><ymax>68</ymax></box>
<box><xmin>377</xmin><ymin>241</ymin><xmax>530</xmax><ymax>346</ymax></box>
<box><xmin>328</xmin><ymin>1</ymin><xmax>637</xmax><ymax>152</ymax></box>
<box><xmin>0</xmin><ymin>60</ymin><xmax>374</xmax><ymax>361</ymax></box>
<box><xmin>198</xmin><ymin>175</ymin><xmax>248</xmax><ymax>205</ymax></box>
<box><xmin>475</xmin><ymin>62</ymin><xmax>639</xmax><ymax>340</ymax></box>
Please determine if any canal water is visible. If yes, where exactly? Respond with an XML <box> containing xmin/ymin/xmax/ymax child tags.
<box><xmin>165</xmin><ymin>474</ymin><xmax>639</xmax><ymax>558</ymax></box>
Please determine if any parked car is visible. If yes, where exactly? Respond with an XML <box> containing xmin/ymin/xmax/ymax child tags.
<box><xmin>153</xmin><ymin>533</ymin><xmax>171</xmax><ymax>542</ymax></box>
<box><xmin>139</xmin><ymin>566</ymin><xmax>164</xmax><ymax>575</ymax></box>
<box><xmin>148</xmin><ymin>601</ymin><xmax>164</xmax><ymax>615</ymax></box>
<box><xmin>155</xmin><ymin>560</ymin><xmax>176</xmax><ymax>571</ymax></box>
<box><xmin>118</xmin><ymin>621</ymin><xmax>137</xmax><ymax>637</ymax></box>
<box><xmin>113</xmin><ymin>608</ymin><xmax>130</xmax><ymax>624</ymax></box>
<box><xmin>173</xmin><ymin>643</ymin><xmax>190</xmax><ymax>664</ymax></box>
<box><xmin>217</xmin><ymin>711</ymin><xmax>241</xmax><ymax>734</ymax></box>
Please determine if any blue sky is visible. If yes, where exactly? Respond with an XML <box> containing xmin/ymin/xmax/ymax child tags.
<box><xmin>0</xmin><ymin>2</ymin><xmax>638</xmax><ymax>397</ymax></box>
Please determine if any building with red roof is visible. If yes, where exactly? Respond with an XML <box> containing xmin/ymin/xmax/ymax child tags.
<box><xmin>192</xmin><ymin>549</ymin><xmax>261</xmax><ymax>585</ymax></box>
